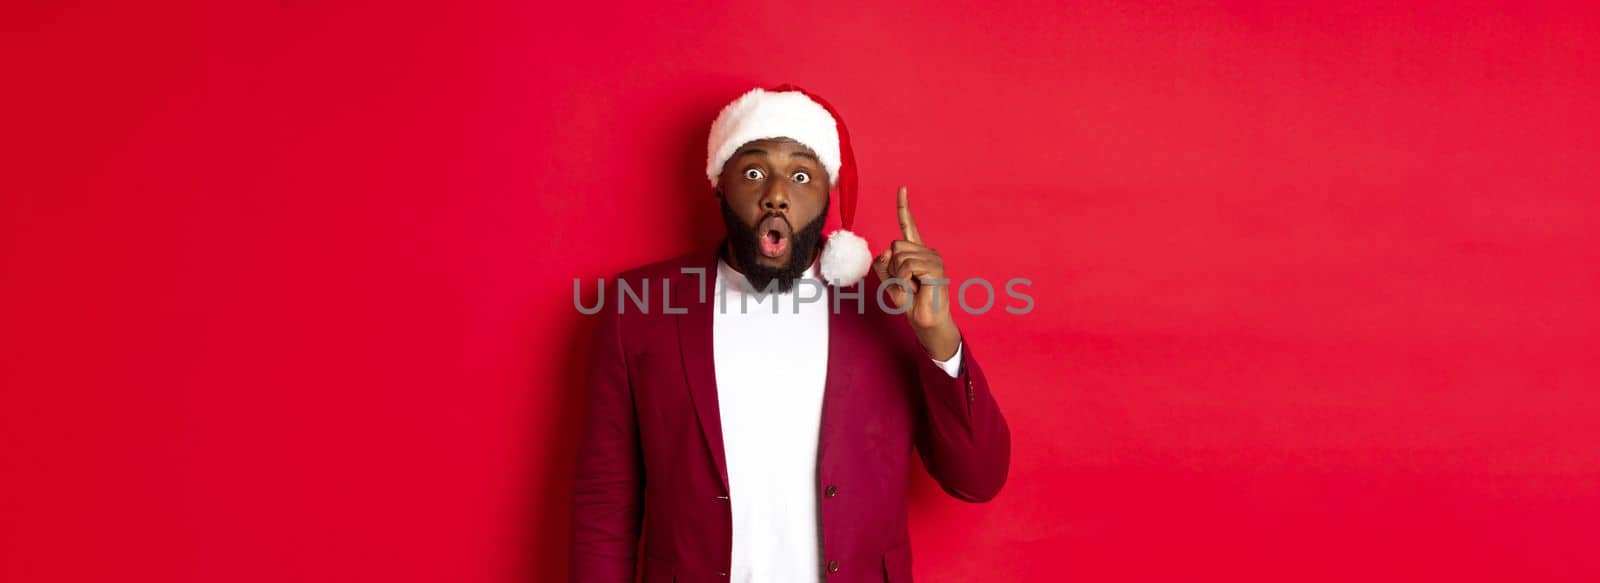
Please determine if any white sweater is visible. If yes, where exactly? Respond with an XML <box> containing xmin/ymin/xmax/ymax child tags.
<box><xmin>712</xmin><ymin>257</ymin><xmax>961</xmax><ymax>582</ymax></box>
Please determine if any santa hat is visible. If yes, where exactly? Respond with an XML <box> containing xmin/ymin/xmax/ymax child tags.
<box><xmin>706</xmin><ymin>84</ymin><xmax>872</xmax><ymax>287</ymax></box>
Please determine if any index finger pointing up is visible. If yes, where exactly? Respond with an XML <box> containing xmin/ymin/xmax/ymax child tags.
<box><xmin>896</xmin><ymin>185</ymin><xmax>923</xmax><ymax>244</ymax></box>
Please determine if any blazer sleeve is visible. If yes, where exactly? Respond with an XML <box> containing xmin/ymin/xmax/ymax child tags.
<box><xmin>568</xmin><ymin>307</ymin><xmax>644</xmax><ymax>582</ymax></box>
<box><xmin>912</xmin><ymin>337</ymin><xmax>1012</xmax><ymax>502</ymax></box>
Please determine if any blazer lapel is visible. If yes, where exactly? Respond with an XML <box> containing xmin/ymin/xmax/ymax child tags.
<box><xmin>816</xmin><ymin>281</ymin><xmax>867</xmax><ymax>465</ymax></box>
<box><xmin>677</xmin><ymin>247</ymin><xmax>730</xmax><ymax>493</ymax></box>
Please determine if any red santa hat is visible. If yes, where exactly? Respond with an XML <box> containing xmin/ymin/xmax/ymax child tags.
<box><xmin>706</xmin><ymin>84</ymin><xmax>872</xmax><ymax>287</ymax></box>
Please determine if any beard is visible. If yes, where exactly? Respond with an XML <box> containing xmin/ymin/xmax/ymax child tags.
<box><xmin>720</xmin><ymin>196</ymin><xmax>829</xmax><ymax>294</ymax></box>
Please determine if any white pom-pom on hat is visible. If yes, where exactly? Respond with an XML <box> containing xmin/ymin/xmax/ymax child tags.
<box><xmin>706</xmin><ymin>83</ymin><xmax>871</xmax><ymax>287</ymax></box>
<box><xmin>819</xmin><ymin>229</ymin><xmax>872</xmax><ymax>287</ymax></box>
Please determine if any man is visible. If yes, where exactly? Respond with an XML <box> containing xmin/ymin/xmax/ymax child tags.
<box><xmin>570</xmin><ymin>85</ymin><xmax>1011</xmax><ymax>582</ymax></box>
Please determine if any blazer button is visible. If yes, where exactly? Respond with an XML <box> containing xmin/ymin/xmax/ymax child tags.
<box><xmin>827</xmin><ymin>560</ymin><xmax>840</xmax><ymax>572</ymax></box>
<box><xmin>825</xmin><ymin>485</ymin><xmax>838</xmax><ymax>497</ymax></box>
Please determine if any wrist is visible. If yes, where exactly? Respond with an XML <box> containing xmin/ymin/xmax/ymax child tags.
<box><xmin>915</xmin><ymin>320</ymin><xmax>961</xmax><ymax>361</ymax></box>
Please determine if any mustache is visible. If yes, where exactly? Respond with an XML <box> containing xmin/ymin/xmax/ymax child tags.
<box><xmin>755</xmin><ymin>212</ymin><xmax>790</xmax><ymax>229</ymax></box>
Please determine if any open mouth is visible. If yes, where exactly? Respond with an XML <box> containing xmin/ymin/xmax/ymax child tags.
<box><xmin>756</xmin><ymin>215</ymin><xmax>792</xmax><ymax>258</ymax></box>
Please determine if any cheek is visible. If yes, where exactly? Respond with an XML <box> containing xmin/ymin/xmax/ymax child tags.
<box><xmin>798</xmin><ymin>186</ymin><xmax>830</xmax><ymax>222</ymax></box>
<box><xmin>722</xmin><ymin>186</ymin><xmax>761</xmax><ymax>211</ymax></box>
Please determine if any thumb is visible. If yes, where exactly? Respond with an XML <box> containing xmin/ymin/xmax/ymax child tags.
<box><xmin>872</xmin><ymin>249</ymin><xmax>892</xmax><ymax>281</ymax></box>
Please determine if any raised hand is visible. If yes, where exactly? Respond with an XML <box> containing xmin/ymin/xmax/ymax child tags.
<box><xmin>872</xmin><ymin>186</ymin><xmax>961</xmax><ymax>360</ymax></box>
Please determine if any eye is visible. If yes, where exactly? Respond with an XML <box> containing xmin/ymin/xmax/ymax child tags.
<box><xmin>792</xmin><ymin>171</ymin><xmax>810</xmax><ymax>184</ymax></box>
<box><xmin>744</xmin><ymin>168</ymin><xmax>765</xmax><ymax>181</ymax></box>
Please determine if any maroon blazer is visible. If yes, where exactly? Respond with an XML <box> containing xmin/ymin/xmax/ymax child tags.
<box><xmin>570</xmin><ymin>246</ymin><xmax>1011</xmax><ymax>582</ymax></box>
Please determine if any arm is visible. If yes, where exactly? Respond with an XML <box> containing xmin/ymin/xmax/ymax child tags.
<box><xmin>873</xmin><ymin>186</ymin><xmax>1010</xmax><ymax>502</ymax></box>
<box><xmin>913</xmin><ymin>337</ymin><xmax>1011</xmax><ymax>502</ymax></box>
<box><xmin>568</xmin><ymin>308</ymin><xmax>643</xmax><ymax>582</ymax></box>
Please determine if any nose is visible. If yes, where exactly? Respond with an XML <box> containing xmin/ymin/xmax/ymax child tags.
<box><xmin>760</xmin><ymin>180</ymin><xmax>790</xmax><ymax>213</ymax></box>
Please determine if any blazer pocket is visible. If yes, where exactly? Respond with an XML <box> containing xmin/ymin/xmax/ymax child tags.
<box><xmin>881</xmin><ymin>541</ymin><xmax>913</xmax><ymax>583</ymax></box>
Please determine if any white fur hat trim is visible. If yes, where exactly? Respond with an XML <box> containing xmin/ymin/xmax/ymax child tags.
<box><xmin>706</xmin><ymin>88</ymin><xmax>842</xmax><ymax>186</ymax></box>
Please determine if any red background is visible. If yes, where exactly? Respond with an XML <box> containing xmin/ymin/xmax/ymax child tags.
<box><xmin>3</xmin><ymin>1</ymin><xmax>1598</xmax><ymax>581</ymax></box>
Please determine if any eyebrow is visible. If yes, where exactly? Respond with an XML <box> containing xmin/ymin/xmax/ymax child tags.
<box><xmin>734</xmin><ymin>148</ymin><xmax>820</xmax><ymax>162</ymax></box>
